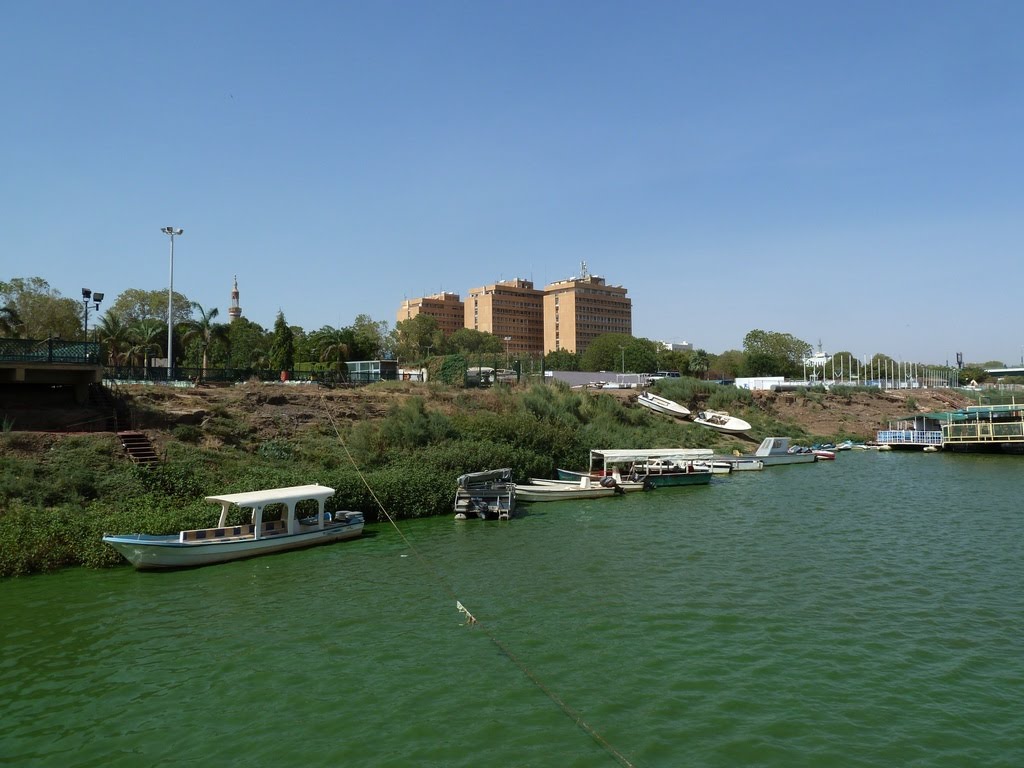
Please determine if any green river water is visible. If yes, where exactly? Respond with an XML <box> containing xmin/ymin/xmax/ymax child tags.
<box><xmin>2</xmin><ymin>450</ymin><xmax>1022</xmax><ymax>767</ymax></box>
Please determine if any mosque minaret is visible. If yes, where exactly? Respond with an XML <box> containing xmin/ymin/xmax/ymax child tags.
<box><xmin>228</xmin><ymin>275</ymin><xmax>242</xmax><ymax>320</ymax></box>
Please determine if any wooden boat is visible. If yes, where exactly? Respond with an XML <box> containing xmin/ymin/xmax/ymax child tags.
<box><xmin>515</xmin><ymin>476</ymin><xmax>624</xmax><ymax>502</ymax></box>
<box><xmin>102</xmin><ymin>484</ymin><xmax>363</xmax><ymax>570</ymax></box>
<box><xmin>740</xmin><ymin>437</ymin><xmax>818</xmax><ymax>466</ymax></box>
<box><xmin>812</xmin><ymin>449</ymin><xmax>836</xmax><ymax>460</ymax></box>
<box><xmin>454</xmin><ymin>468</ymin><xmax>516</xmax><ymax>520</ymax></box>
<box><xmin>691</xmin><ymin>409</ymin><xmax>752</xmax><ymax>434</ymax></box>
<box><xmin>636</xmin><ymin>391</ymin><xmax>691</xmax><ymax>419</ymax></box>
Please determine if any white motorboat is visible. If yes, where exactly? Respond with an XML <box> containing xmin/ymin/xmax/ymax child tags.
<box><xmin>636</xmin><ymin>391</ymin><xmax>691</xmax><ymax>419</ymax></box>
<box><xmin>691</xmin><ymin>409</ymin><xmax>752</xmax><ymax>434</ymax></box>
<box><xmin>102</xmin><ymin>484</ymin><xmax>363</xmax><ymax>570</ymax></box>
<box><xmin>739</xmin><ymin>437</ymin><xmax>818</xmax><ymax>466</ymax></box>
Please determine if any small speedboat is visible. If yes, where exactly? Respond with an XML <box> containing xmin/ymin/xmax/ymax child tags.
<box><xmin>636</xmin><ymin>391</ymin><xmax>690</xmax><ymax>418</ymax></box>
<box><xmin>692</xmin><ymin>410</ymin><xmax>752</xmax><ymax>434</ymax></box>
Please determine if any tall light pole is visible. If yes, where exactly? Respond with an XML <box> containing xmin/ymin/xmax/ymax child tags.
<box><xmin>161</xmin><ymin>227</ymin><xmax>183</xmax><ymax>380</ymax></box>
<box><xmin>619</xmin><ymin>345</ymin><xmax>625</xmax><ymax>373</ymax></box>
<box><xmin>504</xmin><ymin>336</ymin><xmax>512</xmax><ymax>369</ymax></box>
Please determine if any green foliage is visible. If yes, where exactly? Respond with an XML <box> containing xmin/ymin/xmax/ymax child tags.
<box><xmin>269</xmin><ymin>311</ymin><xmax>295</xmax><ymax>371</ymax></box>
<box><xmin>742</xmin><ymin>329</ymin><xmax>811</xmax><ymax>378</ymax></box>
<box><xmin>438</xmin><ymin>355</ymin><xmax>467</xmax><ymax>386</ymax></box>
<box><xmin>0</xmin><ymin>277</ymin><xmax>83</xmax><ymax>340</ymax></box>
<box><xmin>544</xmin><ymin>348</ymin><xmax>579</xmax><ymax>371</ymax></box>
<box><xmin>172</xmin><ymin>424</ymin><xmax>202</xmax><ymax>443</ymax></box>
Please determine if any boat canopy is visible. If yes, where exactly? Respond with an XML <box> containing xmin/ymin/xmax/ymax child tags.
<box><xmin>590</xmin><ymin>448</ymin><xmax>713</xmax><ymax>466</ymax></box>
<box><xmin>205</xmin><ymin>484</ymin><xmax>336</xmax><ymax>535</ymax></box>
<box><xmin>457</xmin><ymin>468</ymin><xmax>513</xmax><ymax>487</ymax></box>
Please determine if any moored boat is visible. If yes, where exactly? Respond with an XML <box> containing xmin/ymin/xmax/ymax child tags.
<box><xmin>515</xmin><ymin>476</ymin><xmax>624</xmax><ymax>502</ymax></box>
<box><xmin>740</xmin><ymin>437</ymin><xmax>818</xmax><ymax>466</ymax></box>
<box><xmin>102</xmin><ymin>484</ymin><xmax>363</xmax><ymax>570</ymax></box>
<box><xmin>560</xmin><ymin>448</ymin><xmax>714</xmax><ymax>488</ymax></box>
<box><xmin>454</xmin><ymin>468</ymin><xmax>516</xmax><ymax>520</ymax></box>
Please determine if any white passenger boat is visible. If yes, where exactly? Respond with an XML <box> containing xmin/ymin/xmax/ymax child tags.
<box><xmin>102</xmin><ymin>484</ymin><xmax>363</xmax><ymax>570</ymax></box>
<box><xmin>636</xmin><ymin>391</ymin><xmax>691</xmax><ymax>418</ymax></box>
<box><xmin>691</xmin><ymin>409</ymin><xmax>752</xmax><ymax>434</ymax></box>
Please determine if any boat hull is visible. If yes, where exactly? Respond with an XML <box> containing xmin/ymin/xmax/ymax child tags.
<box><xmin>636</xmin><ymin>392</ymin><xmax>690</xmax><ymax>418</ymax></box>
<box><xmin>529</xmin><ymin>477</ymin><xmax>651</xmax><ymax>493</ymax></box>
<box><xmin>643</xmin><ymin>471</ymin><xmax>712</xmax><ymax>487</ymax></box>
<box><xmin>514</xmin><ymin>484</ymin><xmax>621</xmax><ymax>502</ymax></box>
<box><xmin>747</xmin><ymin>453</ymin><xmax>817</xmax><ymax>466</ymax></box>
<box><xmin>103</xmin><ymin>518</ymin><xmax>364</xmax><ymax>570</ymax></box>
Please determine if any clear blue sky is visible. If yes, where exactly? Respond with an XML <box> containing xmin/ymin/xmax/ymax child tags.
<box><xmin>3</xmin><ymin>1</ymin><xmax>1021</xmax><ymax>366</ymax></box>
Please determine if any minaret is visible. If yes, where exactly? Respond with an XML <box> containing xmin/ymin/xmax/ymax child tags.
<box><xmin>228</xmin><ymin>275</ymin><xmax>242</xmax><ymax>320</ymax></box>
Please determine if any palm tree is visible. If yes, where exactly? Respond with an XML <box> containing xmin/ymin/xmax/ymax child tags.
<box><xmin>0</xmin><ymin>304</ymin><xmax>22</xmax><ymax>338</ymax></box>
<box><xmin>183</xmin><ymin>302</ymin><xmax>229</xmax><ymax>381</ymax></box>
<box><xmin>128</xmin><ymin>318</ymin><xmax>166</xmax><ymax>371</ymax></box>
<box><xmin>94</xmin><ymin>311</ymin><xmax>131</xmax><ymax>366</ymax></box>
<box><xmin>312</xmin><ymin>326</ymin><xmax>350</xmax><ymax>375</ymax></box>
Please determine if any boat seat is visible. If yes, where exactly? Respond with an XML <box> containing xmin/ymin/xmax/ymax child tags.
<box><xmin>180</xmin><ymin>523</ymin><xmax>263</xmax><ymax>542</ymax></box>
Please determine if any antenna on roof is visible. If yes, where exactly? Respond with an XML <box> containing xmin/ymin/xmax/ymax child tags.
<box><xmin>580</xmin><ymin>260</ymin><xmax>589</xmax><ymax>279</ymax></box>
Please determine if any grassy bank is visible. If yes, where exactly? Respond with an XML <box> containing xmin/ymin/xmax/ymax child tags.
<box><xmin>0</xmin><ymin>379</ymin><xmax>805</xmax><ymax>576</ymax></box>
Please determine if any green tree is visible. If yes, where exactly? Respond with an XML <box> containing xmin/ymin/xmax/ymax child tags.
<box><xmin>710</xmin><ymin>350</ymin><xmax>746</xmax><ymax>379</ymax></box>
<box><xmin>94</xmin><ymin>311</ymin><xmax>132</xmax><ymax>365</ymax></box>
<box><xmin>447</xmin><ymin>328</ymin><xmax>503</xmax><ymax>356</ymax></box>
<box><xmin>309</xmin><ymin>325</ymin><xmax>351</xmax><ymax>373</ymax></box>
<box><xmin>128</xmin><ymin>318</ymin><xmax>165</xmax><ymax>369</ymax></box>
<box><xmin>182</xmin><ymin>302</ymin><xmax>229</xmax><ymax>378</ymax></box>
<box><xmin>108</xmin><ymin>288</ymin><xmax>192</xmax><ymax>325</ymax></box>
<box><xmin>543</xmin><ymin>348</ymin><xmax>580</xmax><ymax>371</ymax></box>
<box><xmin>742</xmin><ymin>329</ymin><xmax>811</xmax><ymax>377</ymax></box>
<box><xmin>0</xmin><ymin>277</ymin><xmax>82</xmax><ymax>340</ymax></box>
<box><xmin>394</xmin><ymin>315</ymin><xmax>443</xmax><ymax>363</ymax></box>
<box><xmin>227</xmin><ymin>318</ymin><xmax>269</xmax><ymax>370</ymax></box>
<box><xmin>351</xmin><ymin>314</ymin><xmax>389</xmax><ymax>360</ymax></box>
<box><xmin>688</xmin><ymin>349</ymin><xmax>711</xmax><ymax>379</ymax></box>
<box><xmin>579</xmin><ymin>334</ymin><xmax>659</xmax><ymax>373</ymax></box>
<box><xmin>269</xmin><ymin>311</ymin><xmax>295</xmax><ymax>372</ymax></box>
<box><xmin>655</xmin><ymin>348</ymin><xmax>690</xmax><ymax>374</ymax></box>
<box><xmin>0</xmin><ymin>303</ymin><xmax>23</xmax><ymax>337</ymax></box>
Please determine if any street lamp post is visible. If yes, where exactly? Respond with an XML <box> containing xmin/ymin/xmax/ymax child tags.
<box><xmin>619</xmin><ymin>345</ymin><xmax>625</xmax><ymax>373</ymax></box>
<box><xmin>504</xmin><ymin>336</ymin><xmax>512</xmax><ymax>369</ymax></box>
<box><xmin>81</xmin><ymin>288</ymin><xmax>104</xmax><ymax>347</ymax></box>
<box><xmin>161</xmin><ymin>226</ymin><xmax>184</xmax><ymax>381</ymax></box>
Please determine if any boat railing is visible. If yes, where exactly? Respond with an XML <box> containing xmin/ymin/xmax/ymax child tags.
<box><xmin>876</xmin><ymin>430</ymin><xmax>943</xmax><ymax>445</ymax></box>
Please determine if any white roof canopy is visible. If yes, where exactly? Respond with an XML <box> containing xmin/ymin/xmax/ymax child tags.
<box><xmin>205</xmin><ymin>484</ymin><xmax>335</xmax><ymax>509</ymax></box>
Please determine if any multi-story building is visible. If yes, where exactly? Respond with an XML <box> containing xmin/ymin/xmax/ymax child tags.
<box><xmin>396</xmin><ymin>292</ymin><xmax>465</xmax><ymax>336</ymax></box>
<box><xmin>543</xmin><ymin>265</ymin><xmax>632</xmax><ymax>354</ymax></box>
<box><xmin>464</xmin><ymin>278</ymin><xmax>544</xmax><ymax>356</ymax></box>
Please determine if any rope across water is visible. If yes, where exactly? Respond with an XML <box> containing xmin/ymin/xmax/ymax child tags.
<box><xmin>318</xmin><ymin>392</ymin><xmax>637</xmax><ymax>767</ymax></box>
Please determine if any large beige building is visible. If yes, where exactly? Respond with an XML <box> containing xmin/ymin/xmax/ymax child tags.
<box><xmin>543</xmin><ymin>271</ymin><xmax>632</xmax><ymax>354</ymax></box>
<box><xmin>464</xmin><ymin>278</ymin><xmax>545</xmax><ymax>356</ymax></box>
<box><xmin>396</xmin><ymin>292</ymin><xmax>465</xmax><ymax>336</ymax></box>
<box><xmin>398</xmin><ymin>265</ymin><xmax>632</xmax><ymax>355</ymax></box>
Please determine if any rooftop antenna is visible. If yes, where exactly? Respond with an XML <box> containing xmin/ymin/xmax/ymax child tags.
<box><xmin>580</xmin><ymin>260</ymin><xmax>589</xmax><ymax>279</ymax></box>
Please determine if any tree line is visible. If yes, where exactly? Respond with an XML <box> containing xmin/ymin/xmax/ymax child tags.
<box><xmin>1</xmin><ymin>276</ymin><xmax>998</xmax><ymax>383</ymax></box>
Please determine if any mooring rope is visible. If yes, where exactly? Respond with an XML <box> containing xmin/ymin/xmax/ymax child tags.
<box><xmin>317</xmin><ymin>392</ymin><xmax>636</xmax><ymax>768</ymax></box>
